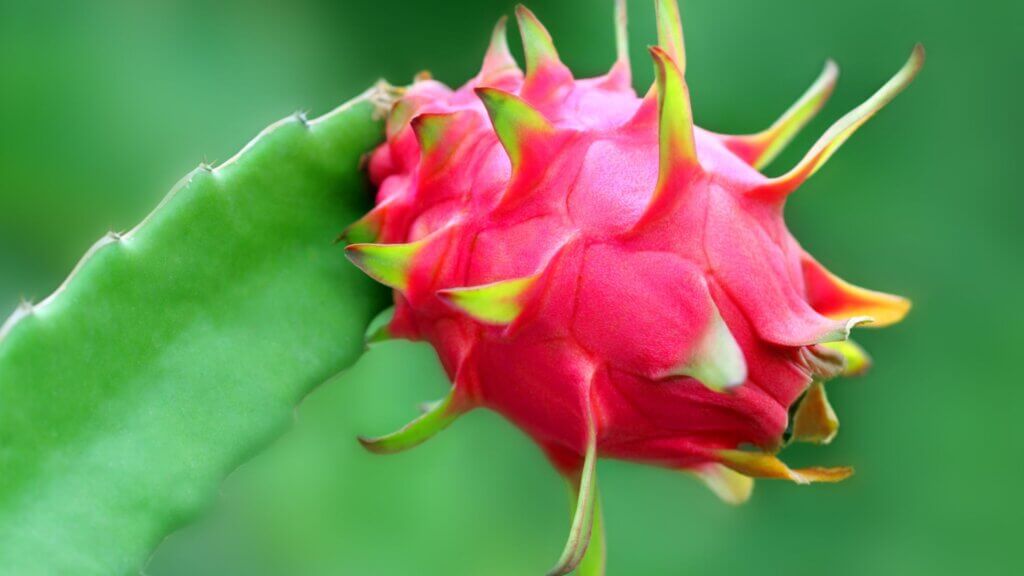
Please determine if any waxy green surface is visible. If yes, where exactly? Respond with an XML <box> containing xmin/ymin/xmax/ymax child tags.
<box><xmin>0</xmin><ymin>90</ymin><xmax>390</xmax><ymax>575</ymax></box>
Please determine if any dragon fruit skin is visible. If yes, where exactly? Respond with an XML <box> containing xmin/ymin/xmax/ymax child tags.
<box><xmin>346</xmin><ymin>1</ymin><xmax>920</xmax><ymax>573</ymax></box>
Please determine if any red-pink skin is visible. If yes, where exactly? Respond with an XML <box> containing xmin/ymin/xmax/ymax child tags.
<box><xmin>366</xmin><ymin>57</ymin><xmax>851</xmax><ymax>475</ymax></box>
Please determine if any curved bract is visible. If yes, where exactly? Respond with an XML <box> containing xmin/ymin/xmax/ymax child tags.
<box><xmin>349</xmin><ymin>1</ymin><xmax>921</xmax><ymax>574</ymax></box>
<box><xmin>0</xmin><ymin>87</ymin><xmax>391</xmax><ymax>575</ymax></box>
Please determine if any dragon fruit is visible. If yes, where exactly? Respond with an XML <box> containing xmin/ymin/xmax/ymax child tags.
<box><xmin>345</xmin><ymin>1</ymin><xmax>920</xmax><ymax>573</ymax></box>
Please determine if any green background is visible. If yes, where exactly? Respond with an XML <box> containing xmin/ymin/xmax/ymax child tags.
<box><xmin>1</xmin><ymin>0</ymin><xmax>1018</xmax><ymax>574</ymax></box>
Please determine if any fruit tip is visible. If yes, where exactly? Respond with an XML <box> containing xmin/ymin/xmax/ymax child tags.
<box><xmin>356</xmin><ymin>435</ymin><xmax>385</xmax><ymax>454</ymax></box>
<box><xmin>848</xmin><ymin>315</ymin><xmax>875</xmax><ymax>330</ymax></box>
<box><xmin>912</xmin><ymin>42</ymin><xmax>926</xmax><ymax>64</ymax></box>
<box><xmin>647</xmin><ymin>44</ymin><xmax>684</xmax><ymax>76</ymax></box>
<box><xmin>823</xmin><ymin>58</ymin><xmax>840</xmax><ymax>78</ymax></box>
<box><xmin>472</xmin><ymin>85</ymin><xmax>491</xmax><ymax>97</ymax></box>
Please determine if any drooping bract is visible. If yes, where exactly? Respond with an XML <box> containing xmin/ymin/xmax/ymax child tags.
<box><xmin>346</xmin><ymin>1</ymin><xmax>920</xmax><ymax>573</ymax></box>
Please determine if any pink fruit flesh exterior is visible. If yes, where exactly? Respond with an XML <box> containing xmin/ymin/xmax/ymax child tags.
<box><xmin>353</xmin><ymin>4</ymin><xmax>916</xmax><ymax>482</ymax></box>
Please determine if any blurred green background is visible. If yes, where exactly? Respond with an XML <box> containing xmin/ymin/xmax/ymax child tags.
<box><xmin>1</xmin><ymin>0</ymin><xmax>1019</xmax><ymax>574</ymax></box>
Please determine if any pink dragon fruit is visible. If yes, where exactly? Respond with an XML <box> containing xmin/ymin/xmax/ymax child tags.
<box><xmin>345</xmin><ymin>1</ymin><xmax>920</xmax><ymax>573</ymax></box>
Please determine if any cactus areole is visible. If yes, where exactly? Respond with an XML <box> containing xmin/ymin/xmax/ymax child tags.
<box><xmin>345</xmin><ymin>1</ymin><xmax>920</xmax><ymax>572</ymax></box>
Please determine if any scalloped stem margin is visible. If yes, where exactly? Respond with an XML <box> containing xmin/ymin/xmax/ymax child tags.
<box><xmin>0</xmin><ymin>84</ymin><xmax>394</xmax><ymax>575</ymax></box>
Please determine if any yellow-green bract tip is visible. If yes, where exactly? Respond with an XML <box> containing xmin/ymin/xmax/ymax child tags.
<box><xmin>515</xmin><ymin>4</ymin><xmax>561</xmax><ymax>75</ymax></box>
<box><xmin>655</xmin><ymin>0</ymin><xmax>686</xmax><ymax>74</ymax></box>
<box><xmin>820</xmin><ymin>339</ymin><xmax>872</xmax><ymax>377</ymax></box>
<box><xmin>480</xmin><ymin>15</ymin><xmax>520</xmax><ymax>82</ymax></box>
<box><xmin>345</xmin><ymin>240</ymin><xmax>424</xmax><ymax>291</ymax></box>
<box><xmin>358</xmin><ymin>390</ymin><xmax>462</xmax><ymax>454</ymax></box>
<box><xmin>757</xmin><ymin>44</ymin><xmax>925</xmax><ymax>200</ymax></box>
<box><xmin>437</xmin><ymin>275</ymin><xmax>539</xmax><ymax>325</ymax></box>
<box><xmin>790</xmin><ymin>382</ymin><xmax>839</xmax><ymax>444</ymax></box>
<box><xmin>411</xmin><ymin>112</ymin><xmax>457</xmax><ymax>155</ymax></box>
<box><xmin>650</xmin><ymin>46</ymin><xmax>698</xmax><ymax>172</ymax></box>
<box><xmin>341</xmin><ymin>204</ymin><xmax>388</xmax><ymax>244</ymax></box>
<box><xmin>475</xmin><ymin>87</ymin><xmax>554</xmax><ymax>169</ymax></box>
<box><xmin>722</xmin><ymin>59</ymin><xmax>840</xmax><ymax>170</ymax></box>
<box><xmin>717</xmin><ymin>449</ymin><xmax>853</xmax><ymax>484</ymax></box>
